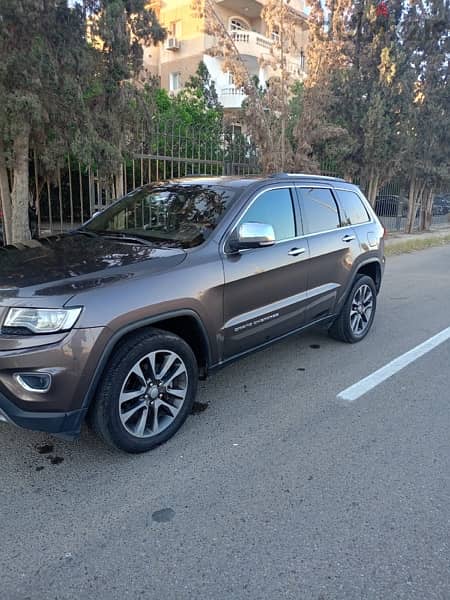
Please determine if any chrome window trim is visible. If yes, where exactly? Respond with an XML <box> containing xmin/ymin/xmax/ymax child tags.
<box><xmin>295</xmin><ymin>185</ymin><xmax>375</xmax><ymax>235</ymax></box>
<box><xmin>221</xmin><ymin>183</ymin><xmax>375</xmax><ymax>256</ymax></box>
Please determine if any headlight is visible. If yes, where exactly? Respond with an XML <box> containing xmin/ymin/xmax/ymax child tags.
<box><xmin>3</xmin><ymin>307</ymin><xmax>82</xmax><ymax>334</ymax></box>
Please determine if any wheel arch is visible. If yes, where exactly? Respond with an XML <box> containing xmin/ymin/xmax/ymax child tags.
<box><xmin>82</xmin><ymin>310</ymin><xmax>212</xmax><ymax>412</ymax></box>
<box><xmin>354</xmin><ymin>259</ymin><xmax>382</xmax><ymax>293</ymax></box>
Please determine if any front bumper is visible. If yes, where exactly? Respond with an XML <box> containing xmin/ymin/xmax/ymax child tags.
<box><xmin>0</xmin><ymin>326</ymin><xmax>109</xmax><ymax>437</ymax></box>
<box><xmin>0</xmin><ymin>390</ymin><xmax>86</xmax><ymax>438</ymax></box>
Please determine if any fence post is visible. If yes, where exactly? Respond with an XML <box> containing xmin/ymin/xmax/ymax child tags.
<box><xmin>68</xmin><ymin>156</ymin><xmax>74</xmax><ymax>228</ymax></box>
<box><xmin>33</xmin><ymin>150</ymin><xmax>41</xmax><ymax>236</ymax></box>
<box><xmin>57</xmin><ymin>167</ymin><xmax>63</xmax><ymax>232</ymax></box>
<box><xmin>78</xmin><ymin>162</ymin><xmax>84</xmax><ymax>224</ymax></box>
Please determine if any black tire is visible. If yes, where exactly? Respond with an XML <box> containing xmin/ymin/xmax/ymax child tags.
<box><xmin>328</xmin><ymin>275</ymin><xmax>377</xmax><ymax>343</ymax></box>
<box><xmin>89</xmin><ymin>328</ymin><xmax>198</xmax><ymax>453</ymax></box>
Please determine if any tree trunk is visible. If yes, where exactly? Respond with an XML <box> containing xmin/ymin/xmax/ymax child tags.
<box><xmin>11</xmin><ymin>124</ymin><xmax>31</xmax><ymax>244</ymax></box>
<box><xmin>405</xmin><ymin>175</ymin><xmax>417</xmax><ymax>233</ymax></box>
<box><xmin>423</xmin><ymin>188</ymin><xmax>434</xmax><ymax>231</ymax></box>
<box><xmin>114</xmin><ymin>163</ymin><xmax>124</xmax><ymax>199</ymax></box>
<box><xmin>367</xmin><ymin>170</ymin><xmax>380</xmax><ymax>207</ymax></box>
<box><xmin>408</xmin><ymin>181</ymin><xmax>426</xmax><ymax>233</ymax></box>
<box><xmin>416</xmin><ymin>183</ymin><xmax>426</xmax><ymax>232</ymax></box>
<box><xmin>0</xmin><ymin>137</ymin><xmax>12</xmax><ymax>245</ymax></box>
<box><xmin>419</xmin><ymin>187</ymin><xmax>426</xmax><ymax>231</ymax></box>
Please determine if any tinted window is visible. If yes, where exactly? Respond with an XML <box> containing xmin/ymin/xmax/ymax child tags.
<box><xmin>337</xmin><ymin>190</ymin><xmax>370</xmax><ymax>225</ymax></box>
<box><xmin>84</xmin><ymin>184</ymin><xmax>237</xmax><ymax>249</ymax></box>
<box><xmin>299</xmin><ymin>188</ymin><xmax>340</xmax><ymax>234</ymax></box>
<box><xmin>241</xmin><ymin>188</ymin><xmax>295</xmax><ymax>241</ymax></box>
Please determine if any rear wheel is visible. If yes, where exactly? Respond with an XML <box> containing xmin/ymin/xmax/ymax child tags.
<box><xmin>329</xmin><ymin>275</ymin><xmax>377</xmax><ymax>343</ymax></box>
<box><xmin>89</xmin><ymin>328</ymin><xmax>198</xmax><ymax>453</ymax></box>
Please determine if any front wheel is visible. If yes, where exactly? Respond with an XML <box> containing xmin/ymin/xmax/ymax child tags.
<box><xmin>328</xmin><ymin>275</ymin><xmax>377</xmax><ymax>343</ymax></box>
<box><xmin>89</xmin><ymin>328</ymin><xmax>198</xmax><ymax>453</ymax></box>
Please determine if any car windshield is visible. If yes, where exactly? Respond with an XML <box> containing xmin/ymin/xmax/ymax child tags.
<box><xmin>82</xmin><ymin>184</ymin><xmax>237</xmax><ymax>249</ymax></box>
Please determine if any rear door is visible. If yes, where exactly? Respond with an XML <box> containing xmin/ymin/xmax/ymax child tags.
<box><xmin>221</xmin><ymin>186</ymin><xmax>310</xmax><ymax>360</ymax></box>
<box><xmin>296</xmin><ymin>186</ymin><xmax>361</xmax><ymax>321</ymax></box>
<box><xmin>334</xmin><ymin>187</ymin><xmax>378</xmax><ymax>250</ymax></box>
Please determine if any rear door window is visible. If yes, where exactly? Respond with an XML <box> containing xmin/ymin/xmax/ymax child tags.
<box><xmin>298</xmin><ymin>188</ymin><xmax>340</xmax><ymax>234</ymax></box>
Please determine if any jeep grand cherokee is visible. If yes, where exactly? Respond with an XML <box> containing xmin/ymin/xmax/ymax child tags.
<box><xmin>0</xmin><ymin>174</ymin><xmax>385</xmax><ymax>453</ymax></box>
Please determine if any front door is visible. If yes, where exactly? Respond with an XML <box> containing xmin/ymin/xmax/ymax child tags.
<box><xmin>221</xmin><ymin>187</ymin><xmax>310</xmax><ymax>360</ymax></box>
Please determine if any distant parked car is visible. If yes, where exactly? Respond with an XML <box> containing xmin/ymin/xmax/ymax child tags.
<box><xmin>432</xmin><ymin>197</ymin><xmax>450</xmax><ymax>216</ymax></box>
<box><xmin>0</xmin><ymin>206</ymin><xmax>38</xmax><ymax>245</ymax></box>
<box><xmin>374</xmin><ymin>195</ymin><xmax>408</xmax><ymax>218</ymax></box>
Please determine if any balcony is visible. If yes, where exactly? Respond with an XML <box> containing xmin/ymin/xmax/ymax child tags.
<box><xmin>218</xmin><ymin>86</ymin><xmax>246</xmax><ymax>109</ymax></box>
<box><xmin>230</xmin><ymin>30</ymin><xmax>273</xmax><ymax>58</ymax></box>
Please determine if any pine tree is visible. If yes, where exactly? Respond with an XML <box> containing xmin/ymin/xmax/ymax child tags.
<box><xmin>0</xmin><ymin>0</ymin><xmax>91</xmax><ymax>243</ymax></box>
<box><xmin>401</xmin><ymin>0</ymin><xmax>450</xmax><ymax>231</ymax></box>
<box><xmin>83</xmin><ymin>0</ymin><xmax>166</xmax><ymax>198</ymax></box>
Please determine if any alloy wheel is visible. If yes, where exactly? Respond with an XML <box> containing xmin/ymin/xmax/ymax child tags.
<box><xmin>119</xmin><ymin>350</ymin><xmax>188</xmax><ymax>438</ymax></box>
<box><xmin>350</xmin><ymin>284</ymin><xmax>373</xmax><ymax>336</ymax></box>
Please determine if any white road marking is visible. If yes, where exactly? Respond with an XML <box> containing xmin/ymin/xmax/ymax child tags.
<box><xmin>337</xmin><ymin>325</ymin><xmax>450</xmax><ymax>402</ymax></box>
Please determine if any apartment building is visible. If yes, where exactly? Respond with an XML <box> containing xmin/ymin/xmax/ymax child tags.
<box><xmin>144</xmin><ymin>0</ymin><xmax>309</xmax><ymax>111</ymax></box>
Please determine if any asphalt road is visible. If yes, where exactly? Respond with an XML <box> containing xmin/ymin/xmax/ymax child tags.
<box><xmin>2</xmin><ymin>245</ymin><xmax>450</xmax><ymax>600</ymax></box>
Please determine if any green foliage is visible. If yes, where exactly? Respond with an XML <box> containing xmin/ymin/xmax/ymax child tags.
<box><xmin>302</xmin><ymin>0</ymin><xmax>449</xmax><ymax>207</ymax></box>
<box><xmin>185</xmin><ymin>61</ymin><xmax>221</xmax><ymax>111</ymax></box>
<box><xmin>0</xmin><ymin>0</ymin><xmax>91</xmax><ymax>172</ymax></box>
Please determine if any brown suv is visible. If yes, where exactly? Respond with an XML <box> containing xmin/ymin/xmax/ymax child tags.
<box><xmin>0</xmin><ymin>174</ymin><xmax>385</xmax><ymax>452</ymax></box>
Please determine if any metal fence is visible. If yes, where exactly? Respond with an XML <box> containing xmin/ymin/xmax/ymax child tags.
<box><xmin>358</xmin><ymin>180</ymin><xmax>450</xmax><ymax>232</ymax></box>
<box><xmin>33</xmin><ymin>120</ymin><xmax>258</xmax><ymax>236</ymax></box>
<box><xmin>28</xmin><ymin>136</ymin><xmax>449</xmax><ymax>236</ymax></box>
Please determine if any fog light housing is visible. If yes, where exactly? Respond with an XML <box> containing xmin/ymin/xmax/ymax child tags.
<box><xmin>14</xmin><ymin>373</ymin><xmax>52</xmax><ymax>393</ymax></box>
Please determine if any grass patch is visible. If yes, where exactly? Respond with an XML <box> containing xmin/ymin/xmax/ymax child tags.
<box><xmin>385</xmin><ymin>234</ymin><xmax>450</xmax><ymax>256</ymax></box>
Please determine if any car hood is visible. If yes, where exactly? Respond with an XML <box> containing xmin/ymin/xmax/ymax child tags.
<box><xmin>0</xmin><ymin>233</ymin><xmax>186</xmax><ymax>304</ymax></box>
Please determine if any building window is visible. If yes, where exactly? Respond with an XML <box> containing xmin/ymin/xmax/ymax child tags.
<box><xmin>230</xmin><ymin>18</ymin><xmax>249</xmax><ymax>31</ymax></box>
<box><xmin>231</xmin><ymin>123</ymin><xmax>242</xmax><ymax>138</ymax></box>
<box><xmin>169</xmin><ymin>20</ymin><xmax>182</xmax><ymax>38</ymax></box>
<box><xmin>271</xmin><ymin>26</ymin><xmax>280</xmax><ymax>42</ymax></box>
<box><xmin>169</xmin><ymin>72</ymin><xmax>181</xmax><ymax>92</ymax></box>
<box><xmin>300</xmin><ymin>49</ymin><xmax>305</xmax><ymax>70</ymax></box>
<box><xmin>227</xmin><ymin>72</ymin><xmax>234</xmax><ymax>86</ymax></box>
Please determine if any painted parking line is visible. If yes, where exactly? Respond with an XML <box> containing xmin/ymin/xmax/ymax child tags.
<box><xmin>337</xmin><ymin>325</ymin><xmax>450</xmax><ymax>402</ymax></box>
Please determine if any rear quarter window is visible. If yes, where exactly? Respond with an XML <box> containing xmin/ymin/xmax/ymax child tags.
<box><xmin>336</xmin><ymin>190</ymin><xmax>370</xmax><ymax>225</ymax></box>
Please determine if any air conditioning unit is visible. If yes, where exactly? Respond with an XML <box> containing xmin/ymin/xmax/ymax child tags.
<box><xmin>165</xmin><ymin>37</ymin><xmax>180</xmax><ymax>51</ymax></box>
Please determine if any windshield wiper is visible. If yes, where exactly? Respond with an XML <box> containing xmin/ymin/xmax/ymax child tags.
<box><xmin>98</xmin><ymin>232</ymin><xmax>155</xmax><ymax>246</ymax></box>
<box><xmin>76</xmin><ymin>229</ymin><xmax>99</xmax><ymax>238</ymax></box>
<box><xmin>79</xmin><ymin>230</ymin><xmax>154</xmax><ymax>246</ymax></box>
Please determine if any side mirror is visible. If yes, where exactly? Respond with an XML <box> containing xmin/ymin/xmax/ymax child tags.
<box><xmin>229</xmin><ymin>222</ymin><xmax>276</xmax><ymax>251</ymax></box>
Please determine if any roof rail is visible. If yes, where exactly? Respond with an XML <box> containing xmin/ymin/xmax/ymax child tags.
<box><xmin>269</xmin><ymin>172</ymin><xmax>346</xmax><ymax>182</ymax></box>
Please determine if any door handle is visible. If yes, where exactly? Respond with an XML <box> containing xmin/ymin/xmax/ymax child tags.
<box><xmin>288</xmin><ymin>247</ymin><xmax>306</xmax><ymax>257</ymax></box>
<box><xmin>342</xmin><ymin>234</ymin><xmax>356</xmax><ymax>242</ymax></box>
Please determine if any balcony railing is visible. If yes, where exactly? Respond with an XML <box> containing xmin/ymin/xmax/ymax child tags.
<box><xmin>218</xmin><ymin>86</ymin><xmax>246</xmax><ymax>109</ymax></box>
<box><xmin>230</xmin><ymin>30</ymin><xmax>273</xmax><ymax>55</ymax></box>
<box><xmin>229</xmin><ymin>31</ymin><xmax>306</xmax><ymax>76</ymax></box>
